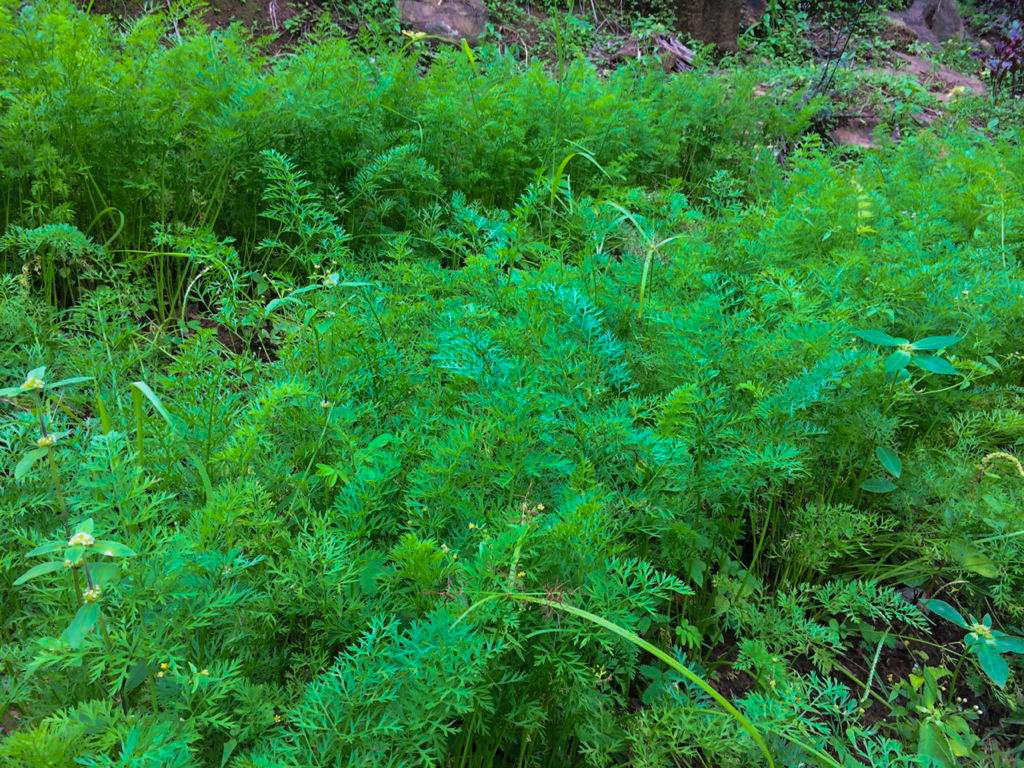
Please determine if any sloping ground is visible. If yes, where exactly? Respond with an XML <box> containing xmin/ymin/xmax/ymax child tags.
<box><xmin>89</xmin><ymin>0</ymin><xmax>314</xmax><ymax>42</ymax></box>
<box><xmin>81</xmin><ymin>0</ymin><xmax>1003</xmax><ymax>151</ymax></box>
<box><xmin>887</xmin><ymin>51</ymin><xmax>986</xmax><ymax>100</ymax></box>
<box><xmin>831</xmin><ymin>52</ymin><xmax>987</xmax><ymax>147</ymax></box>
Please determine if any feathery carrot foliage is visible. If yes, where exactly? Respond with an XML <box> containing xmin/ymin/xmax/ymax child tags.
<box><xmin>1</xmin><ymin>1</ymin><xmax>1024</xmax><ymax>766</ymax></box>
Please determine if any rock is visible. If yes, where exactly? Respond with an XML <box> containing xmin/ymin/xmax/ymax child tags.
<box><xmin>886</xmin><ymin>0</ymin><xmax>964</xmax><ymax>45</ymax></box>
<box><xmin>398</xmin><ymin>0</ymin><xmax>487</xmax><ymax>45</ymax></box>
<box><xmin>674</xmin><ymin>0</ymin><xmax>766</xmax><ymax>51</ymax></box>
<box><xmin>888</xmin><ymin>52</ymin><xmax>986</xmax><ymax>99</ymax></box>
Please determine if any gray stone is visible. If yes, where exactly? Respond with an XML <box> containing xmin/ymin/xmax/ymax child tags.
<box><xmin>886</xmin><ymin>0</ymin><xmax>964</xmax><ymax>44</ymax></box>
<box><xmin>398</xmin><ymin>0</ymin><xmax>487</xmax><ymax>45</ymax></box>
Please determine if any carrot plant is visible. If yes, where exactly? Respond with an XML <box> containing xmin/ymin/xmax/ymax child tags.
<box><xmin>1</xmin><ymin>2</ymin><xmax>1024</xmax><ymax>766</ymax></box>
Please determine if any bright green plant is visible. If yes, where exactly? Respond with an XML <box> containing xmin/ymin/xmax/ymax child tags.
<box><xmin>2</xmin><ymin>2</ymin><xmax>1024</xmax><ymax>765</ymax></box>
<box><xmin>928</xmin><ymin>599</ymin><xmax>1024</xmax><ymax>688</ymax></box>
<box><xmin>852</xmin><ymin>330</ymin><xmax>962</xmax><ymax>380</ymax></box>
<box><xmin>1</xmin><ymin>366</ymin><xmax>91</xmax><ymax>521</ymax></box>
<box><xmin>889</xmin><ymin>665</ymin><xmax>982</xmax><ymax>768</ymax></box>
<box><xmin>14</xmin><ymin>517</ymin><xmax>135</xmax><ymax>648</ymax></box>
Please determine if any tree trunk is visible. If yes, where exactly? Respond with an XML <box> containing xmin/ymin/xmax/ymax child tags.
<box><xmin>675</xmin><ymin>0</ymin><xmax>763</xmax><ymax>51</ymax></box>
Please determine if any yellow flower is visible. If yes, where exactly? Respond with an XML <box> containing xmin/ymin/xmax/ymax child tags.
<box><xmin>467</xmin><ymin>523</ymin><xmax>477</xmax><ymax>530</ymax></box>
<box><xmin>20</xmin><ymin>374</ymin><xmax>44</xmax><ymax>391</ymax></box>
<box><xmin>536</xmin><ymin>504</ymin><xmax>545</xmax><ymax>511</ymax></box>
<box><xmin>517</xmin><ymin>571</ymin><xmax>526</xmax><ymax>578</ymax></box>
<box><xmin>970</xmin><ymin>623</ymin><xmax>993</xmax><ymax>641</ymax></box>
<box><xmin>68</xmin><ymin>532</ymin><xmax>95</xmax><ymax>548</ymax></box>
<box><xmin>36</xmin><ymin>434</ymin><xmax>56</xmax><ymax>449</ymax></box>
<box><xmin>83</xmin><ymin>586</ymin><xmax>102</xmax><ymax>603</ymax></box>
<box><xmin>160</xmin><ymin>662</ymin><xmax>169</xmax><ymax>670</ymax></box>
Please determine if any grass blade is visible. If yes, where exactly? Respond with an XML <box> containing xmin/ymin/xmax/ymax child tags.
<box><xmin>457</xmin><ymin>593</ymin><xmax>776</xmax><ymax>767</ymax></box>
<box><xmin>131</xmin><ymin>381</ymin><xmax>213</xmax><ymax>503</ymax></box>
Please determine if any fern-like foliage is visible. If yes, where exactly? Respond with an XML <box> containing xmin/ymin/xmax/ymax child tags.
<box><xmin>258</xmin><ymin>149</ymin><xmax>350</xmax><ymax>272</ymax></box>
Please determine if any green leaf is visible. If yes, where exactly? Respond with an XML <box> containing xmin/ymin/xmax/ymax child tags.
<box><xmin>124</xmin><ymin>659</ymin><xmax>150</xmax><ymax>693</ymax></box>
<box><xmin>47</xmin><ymin>375</ymin><xmax>93</xmax><ymax>390</ymax></box>
<box><xmin>265</xmin><ymin>295</ymin><xmax>302</xmax><ymax>315</ymax></box>
<box><xmin>26</xmin><ymin>541</ymin><xmax>64</xmax><ymax>558</ymax></box>
<box><xmin>130</xmin><ymin>381</ymin><xmax>176</xmax><ymax>426</ymax></box>
<box><xmin>90</xmin><ymin>562</ymin><xmax>119</xmax><ymax>587</ymax></box>
<box><xmin>884</xmin><ymin>350</ymin><xmax>912</xmax><ymax>374</ymax></box>
<box><xmin>976</xmin><ymin>645</ymin><xmax>1009</xmax><ymax>687</ymax></box>
<box><xmin>993</xmin><ymin>636</ymin><xmax>1024</xmax><ymax>655</ymax></box>
<box><xmin>861</xmin><ymin>477</ymin><xmax>897</xmax><ymax>493</ymax></box>
<box><xmin>912</xmin><ymin>355</ymin><xmax>959</xmax><ymax>376</ymax></box>
<box><xmin>131</xmin><ymin>381</ymin><xmax>213</xmax><ymax>504</ymax></box>
<box><xmin>853</xmin><ymin>329</ymin><xmax>909</xmax><ymax>347</ymax></box>
<box><xmin>220</xmin><ymin>739</ymin><xmax>238</xmax><ymax>768</ymax></box>
<box><xmin>875</xmin><ymin>446</ymin><xmax>902</xmax><ymax>478</ymax></box>
<box><xmin>918</xmin><ymin>721</ymin><xmax>955</xmax><ymax>768</ymax></box>
<box><xmin>911</xmin><ymin>335</ymin><xmax>961</xmax><ymax>351</ymax></box>
<box><xmin>14</xmin><ymin>560</ymin><xmax>67</xmax><ymax>586</ymax></box>
<box><xmin>74</xmin><ymin>518</ymin><xmax>95</xmax><ymax>534</ymax></box>
<box><xmin>367</xmin><ymin>433</ymin><xmax>395</xmax><ymax>451</ymax></box>
<box><xmin>926</xmin><ymin>599</ymin><xmax>968</xmax><ymax>628</ymax></box>
<box><xmin>14</xmin><ymin>448</ymin><xmax>47</xmax><ymax>481</ymax></box>
<box><xmin>93</xmin><ymin>540</ymin><xmax>136</xmax><ymax>558</ymax></box>
<box><xmin>950</xmin><ymin>539</ymin><xmax>998</xmax><ymax>578</ymax></box>
<box><xmin>65</xmin><ymin>603</ymin><xmax>101</xmax><ymax>648</ymax></box>
<box><xmin>945</xmin><ymin>716</ymin><xmax>975</xmax><ymax>756</ymax></box>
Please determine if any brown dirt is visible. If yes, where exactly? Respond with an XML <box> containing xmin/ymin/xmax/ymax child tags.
<box><xmin>203</xmin><ymin>0</ymin><xmax>302</xmax><ymax>37</ymax></box>
<box><xmin>184</xmin><ymin>302</ymin><xmax>277</xmax><ymax>360</ymax></box>
<box><xmin>885</xmin><ymin>52</ymin><xmax>987</xmax><ymax>100</ymax></box>
<box><xmin>0</xmin><ymin>707</ymin><xmax>19</xmax><ymax>736</ymax></box>
<box><xmin>830</xmin><ymin>111</ymin><xmax>882</xmax><ymax>148</ymax></box>
<box><xmin>829</xmin><ymin>51</ymin><xmax>986</xmax><ymax>147</ymax></box>
<box><xmin>84</xmin><ymin>0</ymin><xmax>317</xmax><ymax>52</ymax></box>
<box><xmin>706</xmin><ymin>616</ymin><xmax>1018</xmax><ymax>747</ymax></box>
<box><xmin>713</xmin><ymin>664</ymin><xmax>758</xmax><ymax>700</ymax></box>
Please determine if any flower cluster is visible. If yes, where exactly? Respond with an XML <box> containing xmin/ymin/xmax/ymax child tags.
<box><xmin>68</xmin><ymin>531</ymin><xmax>95</xmax><ymax>548</ymax></box>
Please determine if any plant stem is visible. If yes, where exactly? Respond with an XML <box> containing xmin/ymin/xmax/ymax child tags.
<box><xmin>36</xmin><ymin>392</ymin><xmax>83</xmax><ymax>605</ymax></box>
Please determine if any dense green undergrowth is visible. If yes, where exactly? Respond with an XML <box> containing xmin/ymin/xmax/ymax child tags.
<box><xmin>2</xmin><ymin>1</ymin><xmax>1024</xmax><ymax>766</ymax></box>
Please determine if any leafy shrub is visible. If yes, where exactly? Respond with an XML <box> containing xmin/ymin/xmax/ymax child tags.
<box><xmin>1</xmin><ymin>2</ymin><xmax>1024</xmax><ymax>766</ymax></box>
